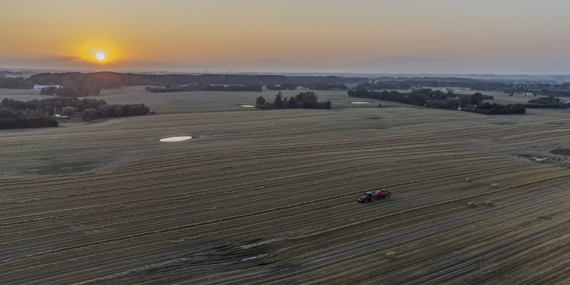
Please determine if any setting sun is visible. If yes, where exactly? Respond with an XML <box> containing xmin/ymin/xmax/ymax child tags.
<box><xmin>96</xmin><ymin>52</ymin><xmax>105</xmax><ymax>61</ymax></box>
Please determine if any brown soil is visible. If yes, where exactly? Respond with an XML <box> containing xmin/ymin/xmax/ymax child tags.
<box><xmin>1</xmin><ymin>106</ymin><xmax>570</xmax><ymax>284</ymax></box>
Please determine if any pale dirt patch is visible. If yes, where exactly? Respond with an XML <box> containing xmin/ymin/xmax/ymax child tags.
<box><xmin>159</xmin><ymin>136</ymin><xmax>192</xmax><ymax>142</ymax></box>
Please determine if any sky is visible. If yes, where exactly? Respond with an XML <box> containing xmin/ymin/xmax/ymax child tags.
<box><xmin>2</xmin><ymin>0</ymin><xmax>570</xmax><ymax>74</ymax></box>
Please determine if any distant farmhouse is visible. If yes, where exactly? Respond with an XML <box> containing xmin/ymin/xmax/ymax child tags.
<box><xmin>33</xmin><ymin>84</ymin><xmax>61</xmax><ymax>90</ymax></box>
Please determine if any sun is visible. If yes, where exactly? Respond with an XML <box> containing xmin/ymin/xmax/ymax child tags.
<box><xmin>96</xmin><ymin>52</ymin><xmax>105</xmax><ymax>61</ymax></box>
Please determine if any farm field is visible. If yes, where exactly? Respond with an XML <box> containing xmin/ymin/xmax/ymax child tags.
<box><xmin>1</xmin><ymin>91</ymin><xmax>570</xmax><ymax>284</ymax></box>
<box><xmin>0</xmin><ymin>87</ymin><xmax>357</xmax><ymax>114</ymax></box>
<box><xmin>0</xmin><ymin>85</ymin><xmax>536</xmax><ymax>114</ymax></box>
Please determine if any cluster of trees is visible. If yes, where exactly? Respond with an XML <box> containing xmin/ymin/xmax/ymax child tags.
<box><xmin>0</xmin><ymin>72</ymin><xmax>367</xmax><ymax>95</ymax></box>
<box><xmin>0</xmin><ymin>116</ymin><xmax>58</xmax><ymax>129</ymax></box>
<box><xmin>4</xmin><ymin>71</ymin><xmax>570</xmax><ymax>100</ymax></box>
<box><xmin>528</xmin><ymin>95</ymin><xmax>561</xmax><ymax>104</ymax></box>
<box><xmin>82</xmin><ymin>103</ymin><xmax>150</xmax><ymax>121</ymax></box>
<box><xmin>40</xmin><ymin>85</ymin><xmax>101</xmax><ymax>97</ymax></box>
<box><xmin>355</xmin><ymin>77</ymin><xmax>570</xmax><ymax>95</ymax></box>
<box><xmin>0</xmin><ymin>99</ymin><xmax>59</xmax><ymax>129</ymax></box>
<box><xmin>1</xmin><ymin>97</ymin><xmax>108</xmax><ymax>115</ymax></box>
<box><xmin>0</xmin><ymin>78</ymin><xmax>33</xmax><ymax>89</ymax></box>
<box><xmin>40</xmin><ymin>86</ymin><xmax>59</xmax><ymax>95</ymax></box>
<box><xmin>524</xmin><ymin>96</ymin><xmax>569</xmax><ymax>108</ymax></box>
<box><xmin>423</xmin><ymin>92</ymin><xmax>491</xmax><ymax>110</ymax></box>
<box><xmin>538</xmin><ymin>90</ymin><xmax>570</xmax><ymax>97</ymax></box>
<box><xmin>348</xmin><ymin>89</ymin><xmax>525</xmax><ymax>115</ymax></box>
<box><xmin>0</xmin><ymin>97</ymin><xmax>150</xmax><ymax>124</ymax></box>
<box><xmin>348</xmin><ymin>89</ymin><xmax>427</xmax><ymax>106</ymax></box>
<box><xmin>24</xmin><ymin>72</ymin><xmax>366</xmax><ymax>91</ymax></box>
<box><xmin>255</xmin><ymin>92</ymin><xmax>332</xmax><ymax>109</ymax></box>
<box><xmin>465</xmin><ymin>103</ymin><xmax>526</xmax><ymax>115</ymax></box>
<box><xmin>424</xmin><ymin>100</ymin><xmax>459</xmax><ymax>110</ymax></box>
<box><xmin>358</xmin><ymin>78</ymin><xmax>507</xmax><ymax>92</ymax></box>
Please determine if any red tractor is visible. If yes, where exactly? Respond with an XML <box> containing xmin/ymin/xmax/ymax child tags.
<box><xmin>357</xmin><ymin>189</ymin><xmax>391</xmax><ymax>203</ymax></box>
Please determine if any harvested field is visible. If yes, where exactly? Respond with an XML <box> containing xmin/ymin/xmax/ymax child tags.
<box><xmin>1</xmin><ymin>91</ymin><xmax>570</xmax><ymax>284</ymax></box>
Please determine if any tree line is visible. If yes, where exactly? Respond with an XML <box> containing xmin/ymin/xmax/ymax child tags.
<box><xmin>0</xmin><ymin>98</ymin><xmax>59</xmax><ymax>129</ymax></box>
<box><xmin>0</xmin><ymin>116</ymin><xmax>58</xmax><ymax>129</ymax></box>
<box><xmin>464</xmin><ymin>103</ymin><xmax>526</xmax><ymax>115</ymax></box>
<box><xmin>6</xmin><ymin>71</ymin><xmax>570</xmax><ymax>97</ymax></box>
<box><xmin>40</xmin><ymin>85</ymin><xmax>101</xmax><ymax>97</ymax></box>
<box><xmin>537</xmin><ymin>90</ymin><xmax>570</xmax><ymax>97</ymax></box>
<box><xmin>145</xmin><ymin>83</ymin><xmax>262</xmax><ymax>93</ymax></box>
<box><xmin>348</xmin><ymin>89</ymin><xmax>525</xmax><ymax>115</ymax></box>
<box><xmin>348</xmin><ymin>89</ymin><xmax>427</xmax><ymax>106</ymax></box>
<box><xmin>81</xmin><ymin>103</ymin><xmax>149</xmax><ymax>121</ymax></box>
<box><xmin>2</xmin><ymin>97</ymin><xmax>108</xmax><ymax>115</ymax></box>
<box><xmin>524</xmin><ymin>95</ymin><xmax>569</xmax><ymax>108</ymax></box>
<box><xmin>0</xmin><ymin>72</ymin><xmax>367</xmax><ymax>92</ymax></box>
<box><xmin>255</xmin><ymin>92</ymin><xmax>332</xmax><ymax>109</ymax></box>
<box><xmin>0</xmin><ymin>97</ymin><xmax>151</xmax><ymax>127</ymax></box>
<box><xmin>356</xmin><ymin>78</ymin><xmax>570</xmax><ymax>94</ymax></box>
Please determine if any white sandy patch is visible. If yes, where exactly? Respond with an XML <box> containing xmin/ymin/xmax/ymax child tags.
<box><xmin>160</xmin><ymin>136</ymin><xmax>192</xmax><ymax>142</ymax></box>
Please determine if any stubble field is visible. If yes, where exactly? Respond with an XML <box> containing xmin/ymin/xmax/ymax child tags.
<box><xmin>1</xmin><ymin>88</ymin><xmax>570</xmax><ymax>284</ymax></box>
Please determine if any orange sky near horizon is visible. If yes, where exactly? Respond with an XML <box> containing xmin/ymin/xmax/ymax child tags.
<box><xmin>2</xmin><ymin>0</ymin><xmax>570</xmax><ymax>73</ymax></box>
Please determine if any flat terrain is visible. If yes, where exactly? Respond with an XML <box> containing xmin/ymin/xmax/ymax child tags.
<box><xmin>1</xmin><ymin>88</ymin><xmax>570</xmax><ymax>284</ymax></box>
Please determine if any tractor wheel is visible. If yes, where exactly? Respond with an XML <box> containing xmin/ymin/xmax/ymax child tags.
<box><xmin>385</xmin><ymin>196</ymin><xmax>388</xmax><ymax>200</ymax></box>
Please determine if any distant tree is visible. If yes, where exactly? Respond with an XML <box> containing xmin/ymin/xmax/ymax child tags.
<box><xmin>288</xmin><ymin>96</ymin><xmax>297</xmax><ymax>108</ymax></box>
<box><xmin>273</xmin><ymin>92</ymin><xmax>284</xmax><ymax>108</ymax></box>
<box><xmin>62</xmin><ymin>107</ymin><xmax>75</xmax><ymax>117</ymax></box>
<box><xmin>114</xmin><ymin>107</ymin><xmax>123</xmax><ymax>117</ymax></box>
<box><xmin>121</xmin><ymin>104</ymin><xmax>131</xmax><ymax>115</ymax></box>
<box><xmin>97</xmin><ymin>104</ymin><xmax>111</xmax><ymax>117</ymax></box>
<box><xmin>296</xmin><ymin>91</ymin><xmax>318</xmax><ymax>108</ymax></box>
<box><xmin>471</xmin><ymin>92</ymin><xmax>483</xmax><ymax>105</ymax></box>
<box><xmin>459</xmin><ymin>95</ymin><xmax>472</xmax><ymax>108</ymax></box>
<box><xmin>41</xmin><ymin>86</ymin><xmax>58</xmax><ymax>95</ymax></box>
<box><xmin>255</xmin><ymin>96</ymin><xmax>266</xmax><ymax>106</ymax></box>
<box><xmin>445</xmin><ymin>100</ymin><xmax>458</xmax><ymax>110</ymax></box>
<box><xmin>82</xmin><ymin>108</ymin><xmax>98</xmax><ymax>121</ymax></box>
<box><xmin>0</xmin><ymin>107</ymin><xmax>17</xmax><ymax>118</ymax></box>
<box><xmin>129</xmin><ymin>104</ymin><xmax>145</xmax><ymax>115</ymax></box>
<box><xmin>57</xmin><ymin>87</ymin><xmax>80</xmax><ymax>97</ymax></box>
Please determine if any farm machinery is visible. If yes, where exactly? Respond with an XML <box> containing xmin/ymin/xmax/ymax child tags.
<box><xmin>357</xmin><ymin>189</ymin><xmax>391</xmax><ymax>203</ymax></box>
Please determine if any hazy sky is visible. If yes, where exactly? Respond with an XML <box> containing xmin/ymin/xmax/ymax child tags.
<box><xmin>2</xmin><ymin>0</ymin><xmax>570</xmax><ymax>74</ymax></box>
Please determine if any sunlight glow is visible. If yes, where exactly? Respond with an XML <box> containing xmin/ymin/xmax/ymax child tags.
<box><xmin>96</xmin><ymin>52</ymin><xmax>105</xmax><ymax>61</ymax></box>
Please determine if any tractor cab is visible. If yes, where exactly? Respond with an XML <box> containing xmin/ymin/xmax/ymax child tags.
<box><xmin>357</xmin><ymin>191</ymin><xmax>373</xmax><ymax>203</ymax></box>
